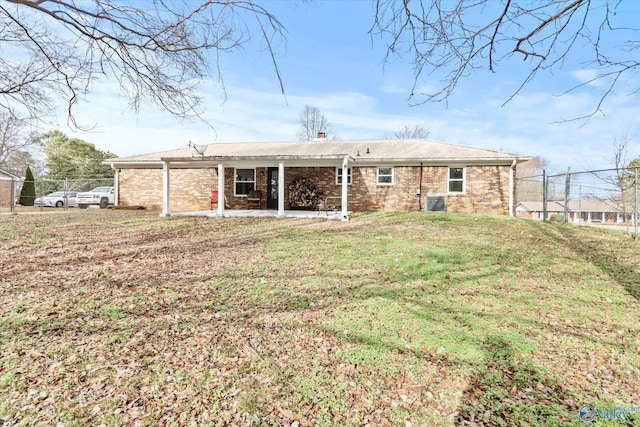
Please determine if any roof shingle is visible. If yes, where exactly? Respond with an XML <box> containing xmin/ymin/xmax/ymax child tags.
<box><xmin>109</xmin><ymin>139</ymin><xmax>528</xmax><ymax>166</ymax></box>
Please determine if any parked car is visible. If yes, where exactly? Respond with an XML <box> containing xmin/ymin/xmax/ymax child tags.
<box><xmin>76</xmin><ymin>187</ymin><xmax>115</xmax><ymax>209</ymax></box>
<box><xmin>34</xmin><ymin>191</ymin><xmax>78</xmax><ymax>208</ymax></box>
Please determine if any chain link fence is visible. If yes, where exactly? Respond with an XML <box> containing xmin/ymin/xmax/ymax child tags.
<box><xmin>515</xmin><ymin>167</ymin><xmax>639</xmax><ymax>240</ymax></box>
<box><xmin>4</xmin><ymin>167</ymin><xmax>637</xmax><ymax>239</ymax></box>
<box><xmin>0</xmin><ymin>177</ymin><xmax>114</xmax><ymax>213</ymax></box>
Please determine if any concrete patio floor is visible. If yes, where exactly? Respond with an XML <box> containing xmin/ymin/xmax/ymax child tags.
<box><xmin>171</xmin><ymin>209</ymin><xmax>349</xmax><ymax>220</ymax></box>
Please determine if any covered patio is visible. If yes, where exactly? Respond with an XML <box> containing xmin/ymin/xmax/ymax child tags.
<box><xmin>157</xmin><ymin>148</ymin><xmax>353</xmax><ymax>221</ymax></box>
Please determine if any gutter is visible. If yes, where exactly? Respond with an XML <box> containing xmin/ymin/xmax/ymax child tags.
<box><xmin>418</xmin><ymin>162</ymin><xmax>423</xmax><ymax>211</ymax></box>
<box><xmin>105</xmin><ymin>156</ymin><xmax>521</xmax><ymax>168</ymax></box>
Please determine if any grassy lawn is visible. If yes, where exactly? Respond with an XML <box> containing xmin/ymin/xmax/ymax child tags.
<box><xmin>0</xmin><ymin>209</ymin><xmax>638</xmax><ymax>426</ymax></box>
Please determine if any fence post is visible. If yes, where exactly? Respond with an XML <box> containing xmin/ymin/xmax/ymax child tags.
<box><xmin>577</xmin><ymin>185</ymin><xmax>582</xmax><ymax>224</ymax></box>
<box><xmin>64</xmin><ymin>177</ymin><xmax>69</xmax><ymax>210</ymax></box>
<box><xmin>563</xmin><ymin>167</ymin><xmax>571</xmax><ymax>224</ymax></box>
<box><xmin>542</xmin><ymin>169</ymin><xmax>547</xmax><ymax>221</ymax></box>
<box><xmin>38</xmin><ymin>180</ymin><xmax>43</xmax><ymax>211</ymax></box>
<box><xmin>635</xmin><ymin>167</ymin><xmax>638</xmax><ymax>241</ymax></box>
<box><xmin>10</xmin><ymin>178</ymin><xmax>16</xmax><ymax>213</ymax></box>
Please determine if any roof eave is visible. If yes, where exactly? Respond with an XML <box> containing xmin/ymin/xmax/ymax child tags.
<box><xmin>160</xmin><ymin>154</ymin><xmax>354</xmax><ymax>162</ymax></box>
<box><xmin>353</xmin><ymin>157</ymin><xmax>527</xmax><ymax>165</ymax></box>
<box><xmin>105</xmin><ymin>155</ymin><xmax>529</xmax><ymax>168</ymax></box>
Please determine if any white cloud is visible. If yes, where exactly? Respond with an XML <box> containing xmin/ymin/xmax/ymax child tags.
<box><xmin>46</xmin><ymin>64</ymin><xmax>638</xmax><ymax>176</ymax></box>
<box><xmin>569</xmin><ymin>69</ymin><xmax>601</xmax><ymax>86</ymax></box>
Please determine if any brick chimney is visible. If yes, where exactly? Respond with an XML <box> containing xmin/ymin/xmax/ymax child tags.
<box><xmin>316</xmin><ymin>131</ymin><xmax>327</xmax><ymax>139</ymax></box>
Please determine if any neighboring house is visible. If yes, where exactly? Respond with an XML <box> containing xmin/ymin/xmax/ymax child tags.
<box><xmin>0</xmin><ymin>168</ymin><xmax>20</xmax><ymax>208</ymax></box>
<box><xmin>516</xmin><ymin>200</ymin><xmax>630</xmax><ymax>224</ymax></box>
<box><xmin>105</xmin><ymin>138</ymin><xmax>529</xmax><ymax>218</ymax></box>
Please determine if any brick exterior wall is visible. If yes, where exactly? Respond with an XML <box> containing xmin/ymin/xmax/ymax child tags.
<box><xmin>447</xmin><ymin>165</ymin><xmax>511</xmax><ymax>215</ymax></box>
<box><xmin>0</xmin><ymin>171</ymin><xmax>18</xmax><ymax>208</ymax></box>
<box><xmin>287</xmin><ymin>166</ymin><xmax>425</xmax><ymax>212</ymax></box>
<box><xmin>0</xmin><ymin>180</ymin><xmax>12</xmax><ymax>208</ymax></box>
<box><xmin>118</xmin><ymin>164</ymin><xmax>513</xmax><ymax>215</ymax></box>
<box><xmin>118</xmin><ymin>168</ymin><xmax>218</xmax><ymax>211</ymax></box>
<box><xmin>286</xmin><ymin>165</ymin><xmax>511</xmax><ymax>214</ymax></box>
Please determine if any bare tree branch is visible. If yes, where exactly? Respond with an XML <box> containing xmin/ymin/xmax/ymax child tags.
<box><xmin>370</xmin><ymin>0</ymin><xmax>638</xmax><ymax>118</ymax></box>
<box><xmin>0</xmin><ymin>109</ymin><xmax>42</xmax><ymax>174</ymax></box>
<box><xmin>0</xmin><ymin>0</ymin><xmax>285</xmax><ymax>129</ymax></box>
<box><xmin>589</xmin><ymin>136</ymin><xmax>638</xmax><ymax>234</ymax></box>
<box><xmin>296</xmin><ymin>105</ymin><xmax>337</xmax><ymax>141</ymax></box>
<box><xmin>389</xmin><ymin>123</ymin><xmax>430</xmax><ymax>139</ymax></box>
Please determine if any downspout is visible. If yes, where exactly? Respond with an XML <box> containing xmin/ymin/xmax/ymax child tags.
<box><xmin>509</xmin><ymin>159</ymin><xmax>516</xmax><ymax>217</ymax></box>
<box><xmin>418</xmin><ymin>162</ymin><xmax>424</xmax><ymax>211</ymax></box>
<box><xmin>217</xmin><ymin>163</ymin><xmax>225</xmax><ymax>217</ymax></box>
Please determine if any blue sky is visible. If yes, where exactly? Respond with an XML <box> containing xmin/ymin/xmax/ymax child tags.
<box><xmin>54</xmin><ymin>0</ymin><xmax>639</xmax><ymax>172</ymax></box>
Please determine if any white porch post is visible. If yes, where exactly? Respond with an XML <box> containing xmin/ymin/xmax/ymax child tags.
<box><xmin>341</xmin><ymin>156</ymin><xmax>349</xmax><ymax>221</ymax></box>
<box><xmin>277</xmin><ymin>162</ymin><xmax>285</xmax><ymax>217</ymax></box>
<box><xmin>113</xmin><ymin>167</ymin><xmax>119</xmax><ymax>206</ymax></box>
<box><xmin>161</xmin><ymin>160</ymin><xmax>170</xmax><ymax>217</ymax></box>
<box><xmin>217</xmin><ymin>163</ymin><xmax>225</xmax><ymax>217</ymax></box>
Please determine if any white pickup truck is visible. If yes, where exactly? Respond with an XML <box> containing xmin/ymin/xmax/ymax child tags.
<box><xmin>76</xmin><ymin>186</ymin><xmax>115</xmax><ymax>209</ymax></box>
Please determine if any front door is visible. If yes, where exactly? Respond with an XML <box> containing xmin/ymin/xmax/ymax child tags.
<box><xmin>267</xmin><ymin>167</ymin><xmax>278</xmax><ymax>209</ymax></box>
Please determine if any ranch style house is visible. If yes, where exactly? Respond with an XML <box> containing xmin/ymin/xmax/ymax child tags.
<box><xmin>104</xmin><ymin>138</ymin><xmax>529</xmax><ymax>219</ymax></box>
<box><xmin>516</xmin><ymin>200</ymin><xmax>632</xmax><ymax>224</ymax></box>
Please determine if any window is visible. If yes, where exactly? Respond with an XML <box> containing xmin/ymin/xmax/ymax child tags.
<box><xmin>377</xmin><ymin>167</ymin><xmax>394</xmax><ymax>185</ymax></box>
<box><xmin>448</xmin><ymin>167</ymin><xmax>465</xmax><ymax>193</ymax></box>
<box><xmin>235</xmin><ymin>168</ymin><xmax>255</xmax><ymax>195</ymax></box>
<box><xmin>336</xmin><ymin>167</ymin><xmax>352</xmax><ymax>184</ymax></box>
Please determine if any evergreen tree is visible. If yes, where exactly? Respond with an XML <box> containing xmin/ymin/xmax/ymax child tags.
<box><xmin>19</xmin><ymin>166</ymin><xmax>36</xmax><ymax>206</ymax></box>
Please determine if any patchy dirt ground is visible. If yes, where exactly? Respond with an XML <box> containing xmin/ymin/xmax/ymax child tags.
<box><xmin>3</xmin><ymin>211</ymin><xmax>450</xmax><ymax>426</ymax></box>
<box><xmin>1</xmin><ymin>209</ymin><xmax>639</xmax><ymax>426</ymax></box>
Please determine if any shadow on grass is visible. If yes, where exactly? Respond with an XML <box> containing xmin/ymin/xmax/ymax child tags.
<box><xmin>455</xmin><ymin>334</ymin><xmax>581</xmax><ymax>427</ymax></box>
<box><xmin>541</xmin><ymin>222</ymin><xmax>640</xmax><ymax>301</ymax></box>
<box><xmin>6</xmin><ymin>213</ymin><xmax>637</xmax><ymax>422</ymax></box>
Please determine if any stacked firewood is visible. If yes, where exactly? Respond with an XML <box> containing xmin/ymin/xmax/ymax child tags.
<box><xmin>288</xmin><ymin>178</ymin><xmax>323</xmax><ymax>209</ymax></box>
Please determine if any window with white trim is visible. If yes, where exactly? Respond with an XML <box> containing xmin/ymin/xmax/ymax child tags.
<box><xmin>336</xmin><ymin>167</ymin><xmax>352</xmax><ymax>184</ymax></box>
<box><xmin>235</xmin><ymin>168</ymin><xmax>255</xmax><ymax>195</ymax></box>
<box><xmin>377</xmin><ymin>167</ymin><xmax>394</xmax><ymax>185</ymax></box>
<box><xmin>448</xmin><ymin>167</ymin><xmax>465</xmax><ymax>193</ymax></box>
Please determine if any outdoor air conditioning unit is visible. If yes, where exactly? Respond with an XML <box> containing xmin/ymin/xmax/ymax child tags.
<box><xmin>425</xmin><ymin>195</ymin><xmax>446</xmax><ymax>212</ymax></box>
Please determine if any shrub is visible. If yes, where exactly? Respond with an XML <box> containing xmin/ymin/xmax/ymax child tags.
<box><xmin>18</xmin><ymin>166</ymin><xmax>35</xmax><ymax>206</ymax></box>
